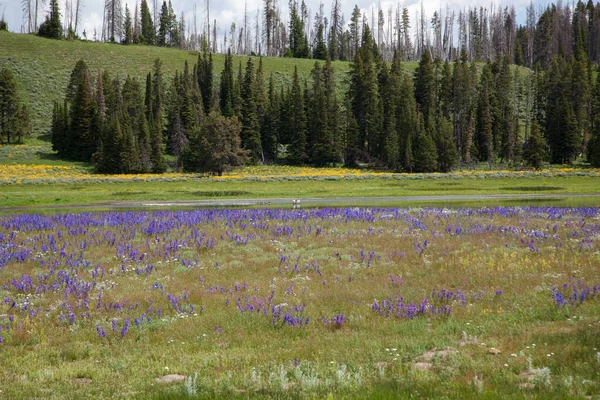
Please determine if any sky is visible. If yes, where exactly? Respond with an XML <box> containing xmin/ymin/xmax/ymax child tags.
<box><xmin>2</xmin><ymin>0</ymin><xmax>549</xmax><ymax>42</ymax></box>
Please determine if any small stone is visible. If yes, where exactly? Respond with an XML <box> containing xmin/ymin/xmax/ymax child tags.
<box><xmin>519</xmin><ymin>383</ymin><xmax>535</xmax><ymax>390</ymax></box>
<box><xmin>155</xmin><ymin>374</ymin><xmax>186</xmax><ymax>384</ymax></box>
<box><xmin>488</xmin><ymin>348</ymin><xmax>501</xmax><ymax>355</ymax></box>
<box><xmin>412</xmin><ymin>362</ymin><xmax>431</xmax><ymax>371</ymax></box>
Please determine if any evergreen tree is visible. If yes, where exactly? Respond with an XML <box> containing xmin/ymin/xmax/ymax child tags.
<box><xmin>197</xmin><ymin>52</ymin><xmax>214</xmax><ymax>114</ymax></box>
<box><xmin>123</xmin><ymin>5</ymin><xmax>133</xmax><ymax>44</ymax></box>
<box><xmin>0</xmin><ymin>68</ymin><xmax>27</xmax><ymax>144</ymax></box>
<box><xmin>69</xmin><ymin>68</ymin><xmax>95</xmax><ymax>160</ymax></box>
<box><xmin>65</xmin><ymin>60</ymin><xmax>89</xmax><ymax>104</ymax></box>
<box><xmin>140</xmin><ymin>0</ymin><xmax>155</xmax><ymax>45</ymax></box>
<box><xmin>150</xmin><ymin>59</ymin><xmax>167</xmax><ymax>172</ymax></box>
<box><xmin>96</xmin><ymin>115</ymin><xmax>122</xmax><ymax>173</ymax></box>
<box><xmin>219</xmin><ymin>50</ymin><xmax>235</xmax><ymax>117</ymax></box>
<box><xmin>545</xmin><ymin>57</ymin><xmax>579</xmax><ymax>164</ymax></box>
<box><xmin>313</xmin><ymin>24</ymin><xmax>328</xmax><ymax>60</ymax></box>
<box><xmin>287</xmin><ymin>66</ymin><xmax>308</xmax><ymax>164</ymax></box>
<box><xmin>51</xmin><ymin>101</ymin><xmax>69</xmax><ymax>154</ymax></box>
<box><xmin>158</xmin><ymin>1</ymin><xmax>170</xmax><ymax>46</ymax></box>
<box><xmin>38</xmin><ymin>0</ymin><xmax>62</xmax><ymax>39</ymax></box>
<box><xmin>288</xmin><ymin>0</ymin><xmax>309</xmax><ymax>58</ymax></box>
<box><xmin>119</xmin><ymin>120</ymin><xmax>141</xmax><ymax>173</ymax></box>
<box><xmin>184</xmin><ymin>112</ymin><xmax>248</xmax><ymax>175</ymax></box>
<box><xmin>137</xmin><ymin>111</ymin><xmax>153</xmax><ymax>172</ymax></box>
<box><xmin>475</xmin><ymin>63</ymin><xmax>495</xmax><ymax>165</ymax></box>
<box><xmin>414</xmin><ymin>50</ymin><xmax>436</xmax><ymax>130</ymax></box>
<box><xmin>240</xmin><ymin>58</ymin><xmax>262</xmax><ymax>162</ymax></box>
<box><xmin>436</xmin><ymin>116</ymin><xmax>458</xmax><ymax>172</ymax></box>
<box><xmin>261</xmin><ymin>73</ymin><xmax>279</xmax><ymax>163</ymax></box>
<box><xmin>523</xmin><ymin>119</ymin><xmax>547</xmax><ymax>169</ymax></box>
<box><xmin>413</xmin><ymin>113</ymin><xmax>438</xmax><ymax>172</ymax></box>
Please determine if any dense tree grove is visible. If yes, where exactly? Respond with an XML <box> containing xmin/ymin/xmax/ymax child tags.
<box><xmin>49</xmin><ymin>32</ymin><xmax>600</xmax><ymax>174</ymax></box>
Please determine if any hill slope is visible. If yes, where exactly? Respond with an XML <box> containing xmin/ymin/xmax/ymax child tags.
<box><xmin>0</xmin><ymin>32</ymin><xmax>383</xmax><ymax>136</ymax></box>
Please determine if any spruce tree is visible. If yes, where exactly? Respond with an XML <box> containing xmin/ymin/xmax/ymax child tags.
<box><xmin>219</xmin><ymin>50</ymin><xmax>235</xmax><ymax>117</ymax></box>
<box><xmin>261</xmin><ymin>73</ymin><xmax>279</xmax><ymax>163</ymax></box>
<box><xmin>69</xmin><ymin>69</ymin><xmax>95</xmax><ymax>160</ymax></box>
<box><xmin>51</xmin><ymin>101</ymin><xmax>69</xmax><ymax>155</ymax></box>
<box><xmin>240</xmin><ymin>58</ymin><xmax>262</xmax><ymax>162</ymax></box>
<box><xmin>197</xmin><ymin>52</ymin><xmax>214</xmax><ymax>114</ymax></box>
<box><xmin>140</xmin><ymin>0</ymin><xmax>155</xmax><ymax>45</ymax></box>
<box><xmin>476</xmin><ymin>63</ymin><xmax>495</xmax><ymax>165</ymax></box>
<box><xmin>38</xmin><ymin>0</ymin><xmax>62</xmax><ymax>39</ymax></box>
<box><xmin>436</xmin><ymin>116</ymin><xmax>458</xmax><ymax>172</ymax></box>
<box><xmin>0</xmin><ymin>68</ymin><xmax>23</xmax><ymax>144</ymax></box>
<box><xmin>287</xmin><ymin>66</ymin><xmax>308</xmax><ymax>164</ymax></box>
<box><xmin>523</xmin><ymin>119</ymin><xmax>547</xmax><ymax>169</ymax></box>
<box><xmin>313</xmin><ymin>24</ymin><xmax>328</xmax><ymax>60</ymax></box>
<box><xmin>150</xmin><ymin>59</ymin><xmax>167</xmax><ymax>172</ymax></box>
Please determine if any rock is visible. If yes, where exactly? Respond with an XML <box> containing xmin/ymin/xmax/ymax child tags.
<box><xmin>488</xmin><ymin>348</ymin><xmax>501</xmax><ymax>355</ymax></box>
<box><xmin>519</xmin><ymin>383</ymin><xmax>535</xmax><ymax>390</ymax></box>
<box><xmin>155</xmin><ymin>374</ymin><xmax>186</xmax><ymax>384</ymax></box>
<box><xmin>419</xmin><ymin>348</ymin><xmax>458</xmax><ymax>362</ymax></box>
<box><xmin>412</xmin><ymin>362</ymin><xmax>431</xmax><ymax>371</ymax></box>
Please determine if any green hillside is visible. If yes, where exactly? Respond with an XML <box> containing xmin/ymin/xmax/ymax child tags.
<box><xmin>1</xmin><ymin>32</ymin><xmax>414</xmax><ymax>136</ymax></box>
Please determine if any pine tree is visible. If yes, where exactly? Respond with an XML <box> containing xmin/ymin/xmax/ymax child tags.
<box><xmin>158</xmin><ymin>0</ymin><xmax>170</xmax><ymax>46</ymax></box>
<box><xmin>150</xmin><ymin>59</ymin><xmax>167</xmax><ymax>172</ymax></box>
<box><xmin>65</xmin><ymin>60</ymin><xmax>90</xmax><ymax>104</ymax></box>
<box><xmin>184</xmin><ymin>112</ymin><xmax>248</xmax><ymax>175</ymax></box>
<box><xmin>38</xmin><ymin>0</ymin><xmax>62</xmax><ymax>39</ymax></box>
<box><xmin>219</xmin><ymin>50</ymin><xmax>235</xmax><ymax>117</ymax></box>
<box><xmin>313</xmin><ymin>24</ymin><xmax>328</xmax><ymax>60</ymax></box>
<box><xmin>436</xmin><ymin>116</ymin><xmax>458</xmax><ymax>172</ymax></box>
<box><xmin>0</xmin><ymin>68</ymin><xmax>25</xmax><ymax>144</ymax></box>
<box><xmin>51</xmin><ymin>101</ymin><xmax>69</xmax><ymax>155</ymax></box>
<box><xmin>413</xmin><ymin>113</ymin><xmax>438</xmax><ymax>172</ymax></box>
<box><xmin>475</xmin><ymin>63</ymin><xmax>494</xmax><ymax>165</ymax></box>
<box><xmin>287</xmin><ymin>66</ymin><xmax>308</xmax><ymax>164</ymax></box>
<box><xmin>261</xmin><ymin>73</ymin><xmax>279</xmax><ymax>163</ymax></box>
<box><xmin>140</xmin><ymin>0</ymin><xmax>155</xmax><ymax>45</ymax></box>
<box><xmin>197</xmin><ymin>52</ymin><xmax>214</xmax><ymax>114</ymax></box>
<box><xmin>123</xmin><ymin>5</ymin><xmax>133</xmax><ymax>44</ymax></box>
<box><xmin>523</xmin><ymin>119</ymin><xmax>547</xmax><ymax>169</ymax></box>
<box><xmin>119</xmin><ymin>120</ymin><xmax>141</xmax><ymax>173</ymax></box>
<box><xmin>240</xmin><ymin>57</ymin><xmax>262</xmax><ymax>162</ymax></box>
<box><xmin>96</xmin><ymin>115</ymin><xmax>122</xmax><ymax>173</ymax></box>
<box><xmin>414</xmin><ymin>50</ymin><xmax>436</xmax><ymax>131</ymax></box>
<box><xmin>545</xmin><ymin>57</ymin><xmax>579</xmax><ymax>164</ymax></box>
<box><xmin>137</xmin><ymin>111</ymin><xmax>153</xmax><ymax>172</ymax></box>
<box><xmin>69</xmin><ymin>68</ymin><xmax>95</xmax><ymax>160</ymax></box>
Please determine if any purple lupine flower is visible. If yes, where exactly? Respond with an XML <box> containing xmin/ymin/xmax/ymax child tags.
<box><xmin>96</xmin><ymin>325</ymin><xmax>106</xmax><ymax>338</ymax></box>
<box><xmin>121</xmin><ymin>318</ymin><xmax>130</xmax><ymax>338</ymax></box>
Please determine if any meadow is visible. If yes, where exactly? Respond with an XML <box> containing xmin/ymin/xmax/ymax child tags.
<box><xmin>0</xmin><ymin>206</ymin><xmax>598</xmax><ymax>399</ymax></box>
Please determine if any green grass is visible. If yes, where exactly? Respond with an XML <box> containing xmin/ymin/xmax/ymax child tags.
<box><xmin>0</xmin><ymin>31</ymin><xmax>379</xmax><ymax>136</ymax></box>
<box><xmin>1</xmin><ymin>175</ymin><xmax>600</xmax><ymax>208</ymax></box>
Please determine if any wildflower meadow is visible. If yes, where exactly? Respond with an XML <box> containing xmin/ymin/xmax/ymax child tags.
<box><xmin>0</xmin><ymin>206</ymin><xmax>598</xmax><ymax>398</ymax></box>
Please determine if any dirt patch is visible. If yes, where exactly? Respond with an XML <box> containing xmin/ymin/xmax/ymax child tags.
<box><xmin>155</xmin><ymin>374</ymin><xmax>186</xmax><ymax>384</ymax></box>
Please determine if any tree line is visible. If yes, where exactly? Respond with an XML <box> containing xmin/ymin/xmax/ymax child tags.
<box><xmin>24</xmin><ymin>0</ymin><xmax>600</xmax><ymax>67</ymax></box>
<box><xmin>49</xmin><ymin>26</ymin><xmax>600</xmax><ymax>174</ymax></box>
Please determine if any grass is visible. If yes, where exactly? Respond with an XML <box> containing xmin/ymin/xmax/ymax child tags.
<box><xmin>0</xmin><ymin>206</ymin><xmax>598</xmax><ymax>398</ymax></box>
<box><xmin>0</xmin><ymin>31</ymin><xmax>373</xmax><ymax>136</ymax></box>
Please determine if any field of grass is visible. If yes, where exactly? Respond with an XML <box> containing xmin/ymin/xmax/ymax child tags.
<box><xmin>0</xmin><ymin>206</ymin><xmax>598</xmax><ymax>398</ymax></box>
<box><xmin>0</xmin><ymin>32</ymin><xmax>376</xmax><ymax>136</ymax></box>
